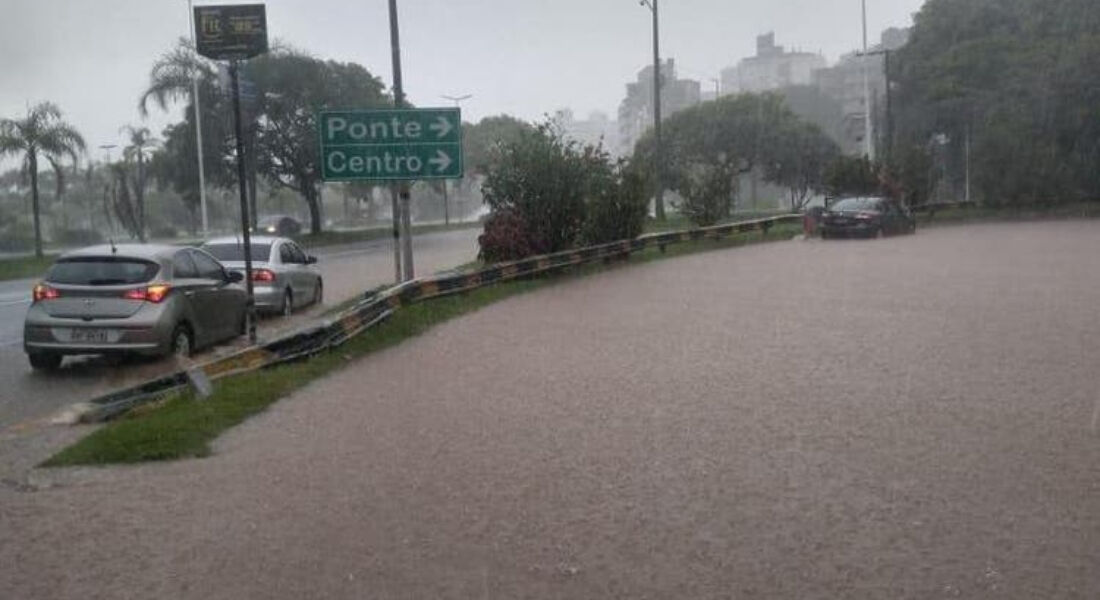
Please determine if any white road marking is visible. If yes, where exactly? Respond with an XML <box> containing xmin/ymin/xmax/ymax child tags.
<box><xmin>0</xmin><ymin>298</ymin><xmax>30</xmax><ymax>307</ymax></box>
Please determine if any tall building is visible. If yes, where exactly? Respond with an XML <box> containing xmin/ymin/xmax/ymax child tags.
<box><xmin>814</xmin><ymin>27</ymin><xmax>911</xmax><ymax>155</ymax></box>
<box><xmin>554</xmin><ymin>109</ymin><xmax>620</xmax><ymax>157</ymax></box>
<box><xmin>617</xmin><ymin>59</ymin><xmax>701</xmax><ymax>156</ymax></box>
<box><xmin>720</xmin><ymin>33</ymin><xmax>826</xmax><ymax>95</ymax></box>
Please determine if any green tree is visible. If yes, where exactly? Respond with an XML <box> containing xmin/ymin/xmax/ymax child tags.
<box><xmin>462</xmin><ymin>115</ymin><xmax>534</xmax><ymax>176</ymax></box>
<box><xmin>121</xmin><ymin>125</ymin><xmax>156</xmax><ymax>242</ymax></box>
<box><xmin>244</xmin><ymin>48</ymin><xmax>390</xmax><ymax>234</ymax></box>
<box><xmin>892</xmin><ymin>0</ymin><xmax>1100</xmax><ymax>205</ymax></box>
<box><xmin>0</xmin><ymin>102</ymin><xmax>86</xmax><ymax>257</ymax></box>
<box><xmin>635</xmin><ymin>93</ymin><xmax>838</xmax><ymax>225</ymax></box>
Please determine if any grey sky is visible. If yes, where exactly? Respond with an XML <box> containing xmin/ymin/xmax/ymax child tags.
<box><xmin>1</xmin><ymin>0</ymin><xmax>924</xmax><ymax>164</ymax></box>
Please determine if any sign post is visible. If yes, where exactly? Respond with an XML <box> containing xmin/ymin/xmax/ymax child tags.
<box><xmin>194</xmin><ymin>3</ymin><xmax>267</xmax><ymax>343</ymax></box>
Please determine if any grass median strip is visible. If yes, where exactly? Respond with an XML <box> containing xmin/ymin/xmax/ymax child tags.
<box><xmin>42</xmin><ymin>223</ymin><xmax>801</xmax><ymax>467</ymax></box>
<box><xmin>0</xmin><ymin>254</ymin><xmax>57</xmax><ymax>283</ymax></box>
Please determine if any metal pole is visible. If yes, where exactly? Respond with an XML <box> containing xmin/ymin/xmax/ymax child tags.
<box><xmin>390</xmin><ymin>187</ymin><xmax>401</xmax><ymax>283</ymax></box>
<box><xmin>861</xmin><ymin>0</ymin><xmax>875</xmax><ymax>160</ymax></box>
<box><xmin>443</xmin><ymin>182</ymin><xmax>449</xmax><ymax>225</ymax></box>
<box><xmin>388</xmin><ymin>0</ymin><xmax>414</xmax><ymax>281</ymax></box>
<box><xmin>883</xmin><ymin>49</ymin><xmax>892</xmax><ymax>164</ymax></box>
<box><xmin>230</xmin><ymin>60</ymin><xmax>257</xmax><ymax>343</ymax></box>
<box><xmin>651</xmin><ymin>0</ymin><xmax>665</xmax><ymax>220</ymax></box>
<box><xmin>187</xmin><ymin>0</ymin><xmax>209</xmax><ymax>236</ymax></box>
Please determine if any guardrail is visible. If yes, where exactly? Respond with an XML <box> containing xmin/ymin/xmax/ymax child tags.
<box><xmin>75</xmin><ymin>214</ymin><xmax>801</xmax><ymax>423</ymax></box>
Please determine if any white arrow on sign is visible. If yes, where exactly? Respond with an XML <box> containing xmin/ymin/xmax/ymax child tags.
<box><xmin>429</xmin><ymin>116</ymin><xmax>454</xmax><ymax>139</ymax></box>
<box><xmin>428</xmin><ymin>150</ymin><xmax>453</xmax><ymax>173</ymax></box>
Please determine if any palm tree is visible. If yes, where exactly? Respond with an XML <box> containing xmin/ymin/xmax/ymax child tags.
<box><xmin>0</xmin><ymin>102</ymin><xmax>86</xmax><ymax>257</ymax></box>
<box><xmin>121</xmin><ymin>125</ymin><xmax>157</xmax><ymax>242</ymax></box>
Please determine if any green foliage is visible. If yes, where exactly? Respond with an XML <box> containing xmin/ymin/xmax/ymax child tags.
<box><xmin>581</xmin><ymin>161</ymin><xmax>649</xmax><ymax>245</ymax></box>
<box><xmin>0</xmin><ymin>102</ymin><xmax>86</xmax><ymax>257</ymax></box>
<box><xmin>462</xmin><ymin>115</ymin><xmax>534</xmax><ymax>175</ymax></box>
<box><xmin>141</xmin><ymin>41</ymin><xmax>390</xmax><ymax>235</ymax></box>
<box><xmin>634</xmin><ymin>93</ymin><xmax>840</xmax><ymax>224</ymax></box>
<box><xmin>892</xmin><ymin>0</ymin><xmax>1100</xmax><ymax>205</ymax></box>
<box><xmin>480</xmin><ymin>123</ymin><xmax>593</xmax><ymax>254</ymax></box>
<box><xmin>479</xmin><ymin>123</ymin><xmax>648</xmax><ymax>259</ymax></box>
<box><xmin>825</xmin><ymin>156</ymin><xmax>881</xmax><ymax>198</ymax></box>
<box><xmin>245</xmin><ymin>49</ymin><xmax>390</xmax><ymax>234</ymax></box>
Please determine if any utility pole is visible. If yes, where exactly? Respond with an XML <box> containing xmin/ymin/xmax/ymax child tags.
<box><xmin>187</xmin><ymin>0</ymin><xmax>209</xmax><ymax>237</ymax></box>
<box><xmin>860</xmin><ymin>47</ymin><xmax>892</xmax><ymax>163</ymax></box>
<box><xmin>641</xmin><ymin>0</ymin><xmax>665</xmax><ymax>220</ymax></box>
<box><xmin>388</xmin><ymin>0</ymin><xmax>414</xmax><ymax>282</ymax></box>
<box><xmin>230</xmin><ymin>60</ymin><xmax>257</xmax><ymax>343</ymax></box>
<box><xmin>861</xmin><ymin>0</ymin><xmax>875</xmax><ymax>161</ymax></box>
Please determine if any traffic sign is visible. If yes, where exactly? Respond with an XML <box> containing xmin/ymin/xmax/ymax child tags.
<box><xmin>194</xmin><ymin>4</ymin><xmax>268</xmax><ymax>60</ymax></box>
<box><xmin>318</xmin><ymin>108</ymin><xmax>463</xmax><ymax>181</ymax></box>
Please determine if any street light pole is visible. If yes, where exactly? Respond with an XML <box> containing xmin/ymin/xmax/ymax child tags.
<box><xmin>388</xmin><ymin>0</ymin><xmax>414</xmax><ymax>282</ymax></box>
<box><xmin>440</xmin><ymin>94</ymin><xmax>472</xmax><ymax>226</ymax></box>
<box><xmin>187</xmin><ymin>0</ymin><xmax>209</xmax><ymax>236</ymax></box>
<box><xmin>861</xmin><ymin>0</ymin><xmax>875</xmax><ymax>161</ymax></box>
<box><xmin>641</xmin><ymin>0</ymin><xmax>665</xmax><ymax>221</ymax></box>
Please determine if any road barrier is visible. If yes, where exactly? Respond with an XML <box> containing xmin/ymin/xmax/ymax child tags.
<box><xmin>75</xmin><ymin>214</ymin><xmax>801</xmax><ymax>422</ymax></box>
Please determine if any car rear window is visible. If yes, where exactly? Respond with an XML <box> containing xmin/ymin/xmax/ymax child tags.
<box><xmin>46</xmin><ymin>257</ymin><xmax>160</xmax><ymax>285</ymax></box>
<box><xmin>831</xmin><ymin>198</ymin><xmax>881</xmax><ymax>212</ymax></box>
<box><xmin>203</xmin><ymin>243</ymin><xmax>272</xmax><ymax>262</ymax></box>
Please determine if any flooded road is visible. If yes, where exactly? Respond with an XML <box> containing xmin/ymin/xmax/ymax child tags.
<box><xmin>4</xmin><ymin>221</ymin><xmax>1098</xmax><ymax>598</ymax></box>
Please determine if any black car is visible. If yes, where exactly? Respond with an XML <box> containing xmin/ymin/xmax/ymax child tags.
<box><xmin>255</xmin><ymin>215</ymin><xmax>303</xmax><ymax>237</ymax></box>
<box><xmin>820</xmin><ymin>197</ymin><xmax>916</xmax><ymax>239</ymax></box>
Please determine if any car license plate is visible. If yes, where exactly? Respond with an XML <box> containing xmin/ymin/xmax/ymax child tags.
<box><xmin>67</xmin><ymin>329</ymin><xmax>113</xmax><ymax>343</ymax></box>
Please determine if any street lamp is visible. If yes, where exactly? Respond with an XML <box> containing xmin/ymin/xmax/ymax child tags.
<box><xmin>639</xmin><ymin>0</ymin><xmax>665</xmax><ymax>221</ymax></box>
<box><xmin>441</xmin><ymin>94</ymin><xmax>472</xmax><ymax>107</ymax></box>
<box><xmin>186</xmin><ymin>0</ymin><xmax>210</xmax><ymax>237</ymax></box>
<box><xmin>439</xmin><ymin>94</ymin><xmax>472</xmax><ymax>225</ymax></box>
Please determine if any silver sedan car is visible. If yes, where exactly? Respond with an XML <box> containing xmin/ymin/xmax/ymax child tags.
<box><xmin>202</xmin><ymin>236</ymin><xmax>323</xmax><ymax>316</ymax></box>
<box><xmin>23</xmin><ymin>244</ymin><xmax>248</xmax><ymax>370</ymax></box>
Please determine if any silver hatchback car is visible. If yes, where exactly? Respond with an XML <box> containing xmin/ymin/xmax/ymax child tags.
<box><xmin>23</xmin><ymin>244</ymin><xmax>247</xmax><ymax>370</ymax></box>
<box><xmin>202</xmin><ymin>236</ymin><xmax>323</xmax><ymax>316</ymax></box>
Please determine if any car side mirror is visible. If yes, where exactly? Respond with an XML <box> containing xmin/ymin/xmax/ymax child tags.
<box><xmin>227</xmin><ymin>271</ymin><xmax>244</xmax><ymax>284</ymax></box>
<box><xmin>306</xmin><ymin>255</ymin><xmax>318</xmax><ymax>265</ymax></box>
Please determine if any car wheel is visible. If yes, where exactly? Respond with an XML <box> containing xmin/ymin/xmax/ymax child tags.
<box><xmin>28</xmin><ymin>352</ymin><xmax>62</xmax><ymax>371</ymax></box>
<box><xmin>281</xmin><ymin>290</ymin><xmax>293</xmax><ymax>317</ymax></box>
<box><xmin>314</xmin><ymin>280</ymin><xmax>324</xmax><ymax>306</ymax></box>
<box><xmin>170</xmin><ymin>324</ymin><xmax>194</xmax><ymax>358</ymax></box>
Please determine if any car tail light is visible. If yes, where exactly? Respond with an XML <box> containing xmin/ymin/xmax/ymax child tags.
<box><xmin>252</xmin><ymin>269</ymin><xmax>276</xmax><ymax>282</ymax></box>
<box><xmin>123</xmin><ymin>284</ymin><xmax>171</xmax><ymax>303</ymax></box>
<box><xmin>32</xmin><ymin>283</ymin><xmax>60</xmax><ymax>302</ymax></box>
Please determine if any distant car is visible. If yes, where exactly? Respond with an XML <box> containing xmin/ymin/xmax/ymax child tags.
<box><xmin>820</xmin><ymin>197</ymin><xmax>916</xmax><ymax>239</ymax></box>
<box><xmin>255</xmin><ymin>215</ymin><xmax>302</xmax><ymax>237</ymax></box>
<box><xmin>23</xmin><ymin>245</ymin><xmax>247</xmax><ymax>371</ymax></box>
<box><xmin>202</xmin><ymin>236</ymin><xmax>323</xmax><ymax>317</ymax></box>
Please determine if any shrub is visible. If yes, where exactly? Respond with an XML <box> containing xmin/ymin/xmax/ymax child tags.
<box><xmin>581</xmin><ymin>161</ymin><xmax>649</xmax><ymax>245</ymax></box>
<box><xmin>477</xmin><ymin>209</ymin><xmax>546</xmax><ymax>263</ymax></box>
<box><xmin>480</xmin><ymin>123</ymin><xmax>592</xmax><ymax>255</ymax></box>
<box><xmin>675</xmin><ymin>163</ymin><xmax>736</xmax><ymax>226</ymax></box>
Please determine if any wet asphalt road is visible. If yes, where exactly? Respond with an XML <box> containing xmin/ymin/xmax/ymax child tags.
<box><xmin>2</xmin><ymin>221</ymin><xmax>1098</xmax><ymax>599</ymax></box>
<box><xmin>0</xmin><ymin>228</ymin><xmax>480</xmax><ymax>428</ymax></box>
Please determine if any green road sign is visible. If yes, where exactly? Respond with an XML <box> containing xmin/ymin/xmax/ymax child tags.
<box><xmin>319</xmin><ymin>108</ymin><xmax>463</xmax><ymax>181</ymax></box>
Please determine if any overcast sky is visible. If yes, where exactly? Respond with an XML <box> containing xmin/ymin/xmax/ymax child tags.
<box><xmin>1</xmin><ymin>0</ymin><xmax>924</xmax><ymax>164</ymax></box>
